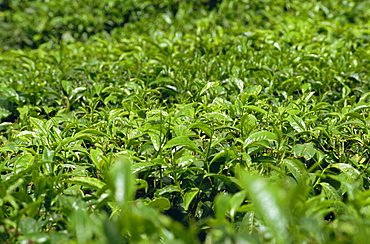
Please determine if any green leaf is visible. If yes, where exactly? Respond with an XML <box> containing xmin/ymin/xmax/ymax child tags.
<box><xmin>14</xmin><ymin>153</ymin><xmax>34</xmax><ymax>173</ymax></box>
<box><xmin>243</xmin><ymin>105</ymin><xmax>267</xmax><ymax>114</ymax></box>
<box><xmin>75</xmin><ymin>129</ymin><xmax>107</xmax><ymax>137</ymax></box>
<box><xmin>164</xmin><ymin>136</ymin><xmax>197</xmax><ymax>150</ymax></box>
<box><xmin>136</xmin><ymin>179</ymin><xmax>148</xmax><ymax>192</ymax></box>
<box><xmin>174</xmin><ymin>124</ymin><xmax>191</xmax><ymax>137</ymax></box>
<box><xmin>239</xmin><ymin>171</ymin><xmax>290</xmax><ymax>243</ymax></box>
<box><xmin>205</xmin><ymin>173</ymin><xmax>237</xmax><ymax>187</ymax></box>
<box><xmin>23</xmin><ymin>198</ymin><xmax>44</xmax><ymax>218</ymax></box>
<box><xmin>42</xmin><ymin>147</ymin><xmax>55</xmax><ymax>174</ymax></box>
<box><xmin>131</xmin><ymin>162</ymin><xmax>154</xmax><ymax>174</ymax></box>
<box><xmin>200</xmin><ymin>82</ymin><xmax>219</xmax><ymax>95</ymax></box>
<box><xmin>244</xmin><ymin>131</ymin><xmax>276</xmax><ymax>149</ymax></box>
<box><xmin>42</xmin><ymin>147</ymin><xmax>54</xmax><ymax>162</ymax></box>
<box><xmin>70</xmin><ymin>208</ymin><xmax>94</xmax><ymax>243</ymax></box>
<box><xmin>273</xmin><ymin>125</ymin><xmax>283</xmax><ymax>149</ymax></box>
<box><xmin>157</xmin><ymin>185</ymin><xmax>181</xmax><ymax>196</ymax></box>
<box><xmin>149</xmin><ymin>77</ymin><xmax>175</xmax><ymax>86</ymax></box>
<box><xmin>174</xmin><ymin>103</ymin><xmax>195</xmax><ymax>121</ymax></box>
<box><xmin>320</xmin><ymin>182</ymin><xmax>341</xmax><ymax>202</ymax></box>
<box><xmin>183</xmin><ymin>189</ymin><xmax>199</xmax><ymax>211</ymax></box>
<box><xmin>331</xmin><ymin>163</ymin><xmax>361</xmax><ymax>181</ymax></box>
<box><xmin>54</xmin><ymin>137</ymin><xmax>78</xmax><ymax>152</ymax></box>
<box><xmin>229</xmin><ymin>190</ymin><xmax>247</xmax><ymax>221</ymax></box>
<box><xmin>148</xmin><ymin>130</ymin><xmax>161</xmax><ymax>151</ymax></box>
<box><xmin>292</xmin><ymin>143</ymin><xmax>317</xmax><ymax>160</ymax></box>
<box><xmin>90</xmin><ymin>148</ymin><xmax>105</xmax><ymax>171</ymax></box>
<box><xmin>215</xmin><ymin>193</ymin><xmax>232</xmax><ymax>222</ymax></box>
<box><xmin>190</xmin><ymin>122</ymin><xmax>212</xmax><ymax>137</ymax></box>
<box><xmin>30</xmin><ymin>117</ymin><xmax>48</xmax><ymax>135</ymax></box>
<box><xmin>0</xmin><ymin>146</ymin><xmax>14</xmax><ymax>153</ymax></box>
<box><xmin>283</xmin><ymin>158</ymin><xmax>308</xmax><ymax>185</ymax></box>
<box><xmin>344</xmin><ymin>112</ymin><xmax>365</xmax><ymax>123</ymax></box>
<box><xmin>287</xmin><ymin>115</ymin><xmax>306</xmax><ymax>133</ymax></box>
<box><xmin>148</xmin><ymin>197</ymin><xmax>171</xmax><ymax>212</ymax></box>
<box><xmin>66</xmin><ymin>177</ymin><xmax>105</xmax><ymax>190</ymax></box>
<box><xmin>352</xmin><ymin>105</ymin><xmax>370</xmax><ymax>112</ymax></box>
<box><xmin>18</xmin><ymin>217</ymin><xmax>42</xmax><ymax>235</ymax></box>
<box><xmin>202</xmin><ymin>112</ymin><xmax>232</xmax><ymax>122</ymax></box>
<box><xmin>107</xmin><ymin>156</ymin><xmax>134</xmax><ymax>206</ymax></box>
<box><xmin>209</xmin><ymin>150</ymin><xmax>226</xmax><ymax>165</ymax></box>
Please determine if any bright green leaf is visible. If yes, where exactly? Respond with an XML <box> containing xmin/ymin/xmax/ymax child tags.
<box><xmin>66</xmin><ymin>177</ymin><xmax>105</xmax><ymax>190</ymax></box>
<box><xmin>164</xmin><ymin>136</ymin><xmax>197</xmax><ymax>150</ymax></box>
<box><xmin>148</xmin><ymin>197</ymin><xmax>171</xmax><ymax>212</ymax></box>
<box><xmin>293</xmin><ymin>143</ymin><xmax>317</xmax><ymax>160</ymax></box>
<box><xmin>107</xmin><ymin>156</ymin><xmax>134</xmax><ymax>206</ymax></box>
<box><xmin>287</xmin><ymin>115</ymin><xmax>306</xmax><ymax>133</ymax></box>
<box><xmin>239</xmin><ymin>171</ymin><xmax>290</xmax><ymax>243</ymax></box>
<box><xmin>183</xmin><ymin>189</ymin><xmax>199</xmax><ymax>211</ymax></box>
<box><xmin>244</xmin><ymin>131</ymin><xmax>276</xmax><ymax>149</ymax></box>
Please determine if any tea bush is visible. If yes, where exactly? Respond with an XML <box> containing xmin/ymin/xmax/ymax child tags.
<box><xmin>0</xmin><ymin>0</ymin><xmax>370</xmax><ymax>243</ymax></box>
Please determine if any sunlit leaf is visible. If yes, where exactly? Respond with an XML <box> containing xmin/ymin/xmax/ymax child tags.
<box><xmin>284</xmin><ymin>158</ymin><xmax>309</xmax><ymax>185</ymax></box>
<box><xmin>157</xmin><ymin>185</ymin><xmax>181</xmax><ymax>196</ymax></box>
<box><xmin>320</xmin><ymin>182</ymin><xmax>341</xmax><ymax>202</ymax></box>
<box><xmin>183</xmin><ymin>189</ymin><xmax>199</xmax><ymax>211</ymax></box>
<box><xmin>190</xmin><ymin>122</ymin><xmax>212</xmax><ymax>137</ymax></box>
<box><xmin>331</xmin><ymin>163</ymin><xmax>361</xmax><ymax>181</ymax></box>
<box><xmin>66</xmin><ymin>177</ymin><xmax>105</xmax><ymax>190</ymax></box>
<box><xmin>293</xmin><ymin>143</ymin><xmax>317</xmax><ymax>160</ymax></box>
<box><xmin>287</xmin><ymin>115</ymin><xmax>306</xmax><ymax>133</ymax></box>
<box><xmin>90</xmin><ymin>148</ymin><xmax>105</xmax><ymax>171</ymax></box>
<box><xmin>148</xmin><ymin>130</ymin><xmax>161</xmax><ymax>151</ymax></box>
<box><xmin>202</xmin><ymin>112</ymin><xmax>232</xmax><ymax>122</ymax></box>
<box><xmin>243</xmin><ymin>105</ymin><xmax>267</xmax><ymax>115</ymax></box>
<box><xmin>239</xmin><ymin>171</ymin><xmax>291</xmax><ymax>243</ymax></box>
<box><xmin>200</xmin><ymin>82</ymin><xmax>219</xmax><ymax>95</ymax></box>
<box><xmin>30</xmin><ymin>117</ymin><xmax>48</xmax><ymax>135</ymax></box>
<box><xmin>164</xmin><ymin>136</ymin><xmax>197</xmax><ymax>150</ymax></box>
<box><xmin>244</xmin><ymin>131</ymin><xmax>276</xmax><ymax>149</ymax></box>
<box><xmin>75</xmin><ymin>129</ymin><xmax>107</xmax><ymax>137</ymax></box>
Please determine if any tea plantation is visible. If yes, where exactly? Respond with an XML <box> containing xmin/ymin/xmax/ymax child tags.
<box><xmin>1</xmin><ymin>0</ymin><xmax>370</xmax><ymax>243</ymax></box>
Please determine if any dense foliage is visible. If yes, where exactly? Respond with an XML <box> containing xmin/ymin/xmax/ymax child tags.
<box><xmin>1</xmin><ymin>0</ymin><xmax>370</xmax><ymax>243</ymax></box>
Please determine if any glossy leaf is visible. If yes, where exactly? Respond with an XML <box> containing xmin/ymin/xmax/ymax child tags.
<box><xmin>183</xmin><ymin>189</ymin><xmax>199</xmax><ymax>211</ymax></box>
<box><xmin>320</xmin><ymin>183</ymin><xmax>341</xmax><ymax>202</ymax></box>
<box><xmin>287</xmin><ymin>115</ymin><xmax>306</xmax><ymax>133</ymax></box>
<box><xmin>244</xmin><ymin>131</ymin><xmax>277</xmax><ymax>149</ymax></box>
<box><xmin>30</xmin><ymin>117</ymin><xmax>48</xmax><ymax>135</ymax></box>
<box><xmin>331</xmin><ymin>163</ymin><xmax>361</xmax><ymax>181</ymax></box>
<box><xmin>283</xmin><ymin>158</ymin><xmax>309</xmax><ymax>185</ymax></box>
